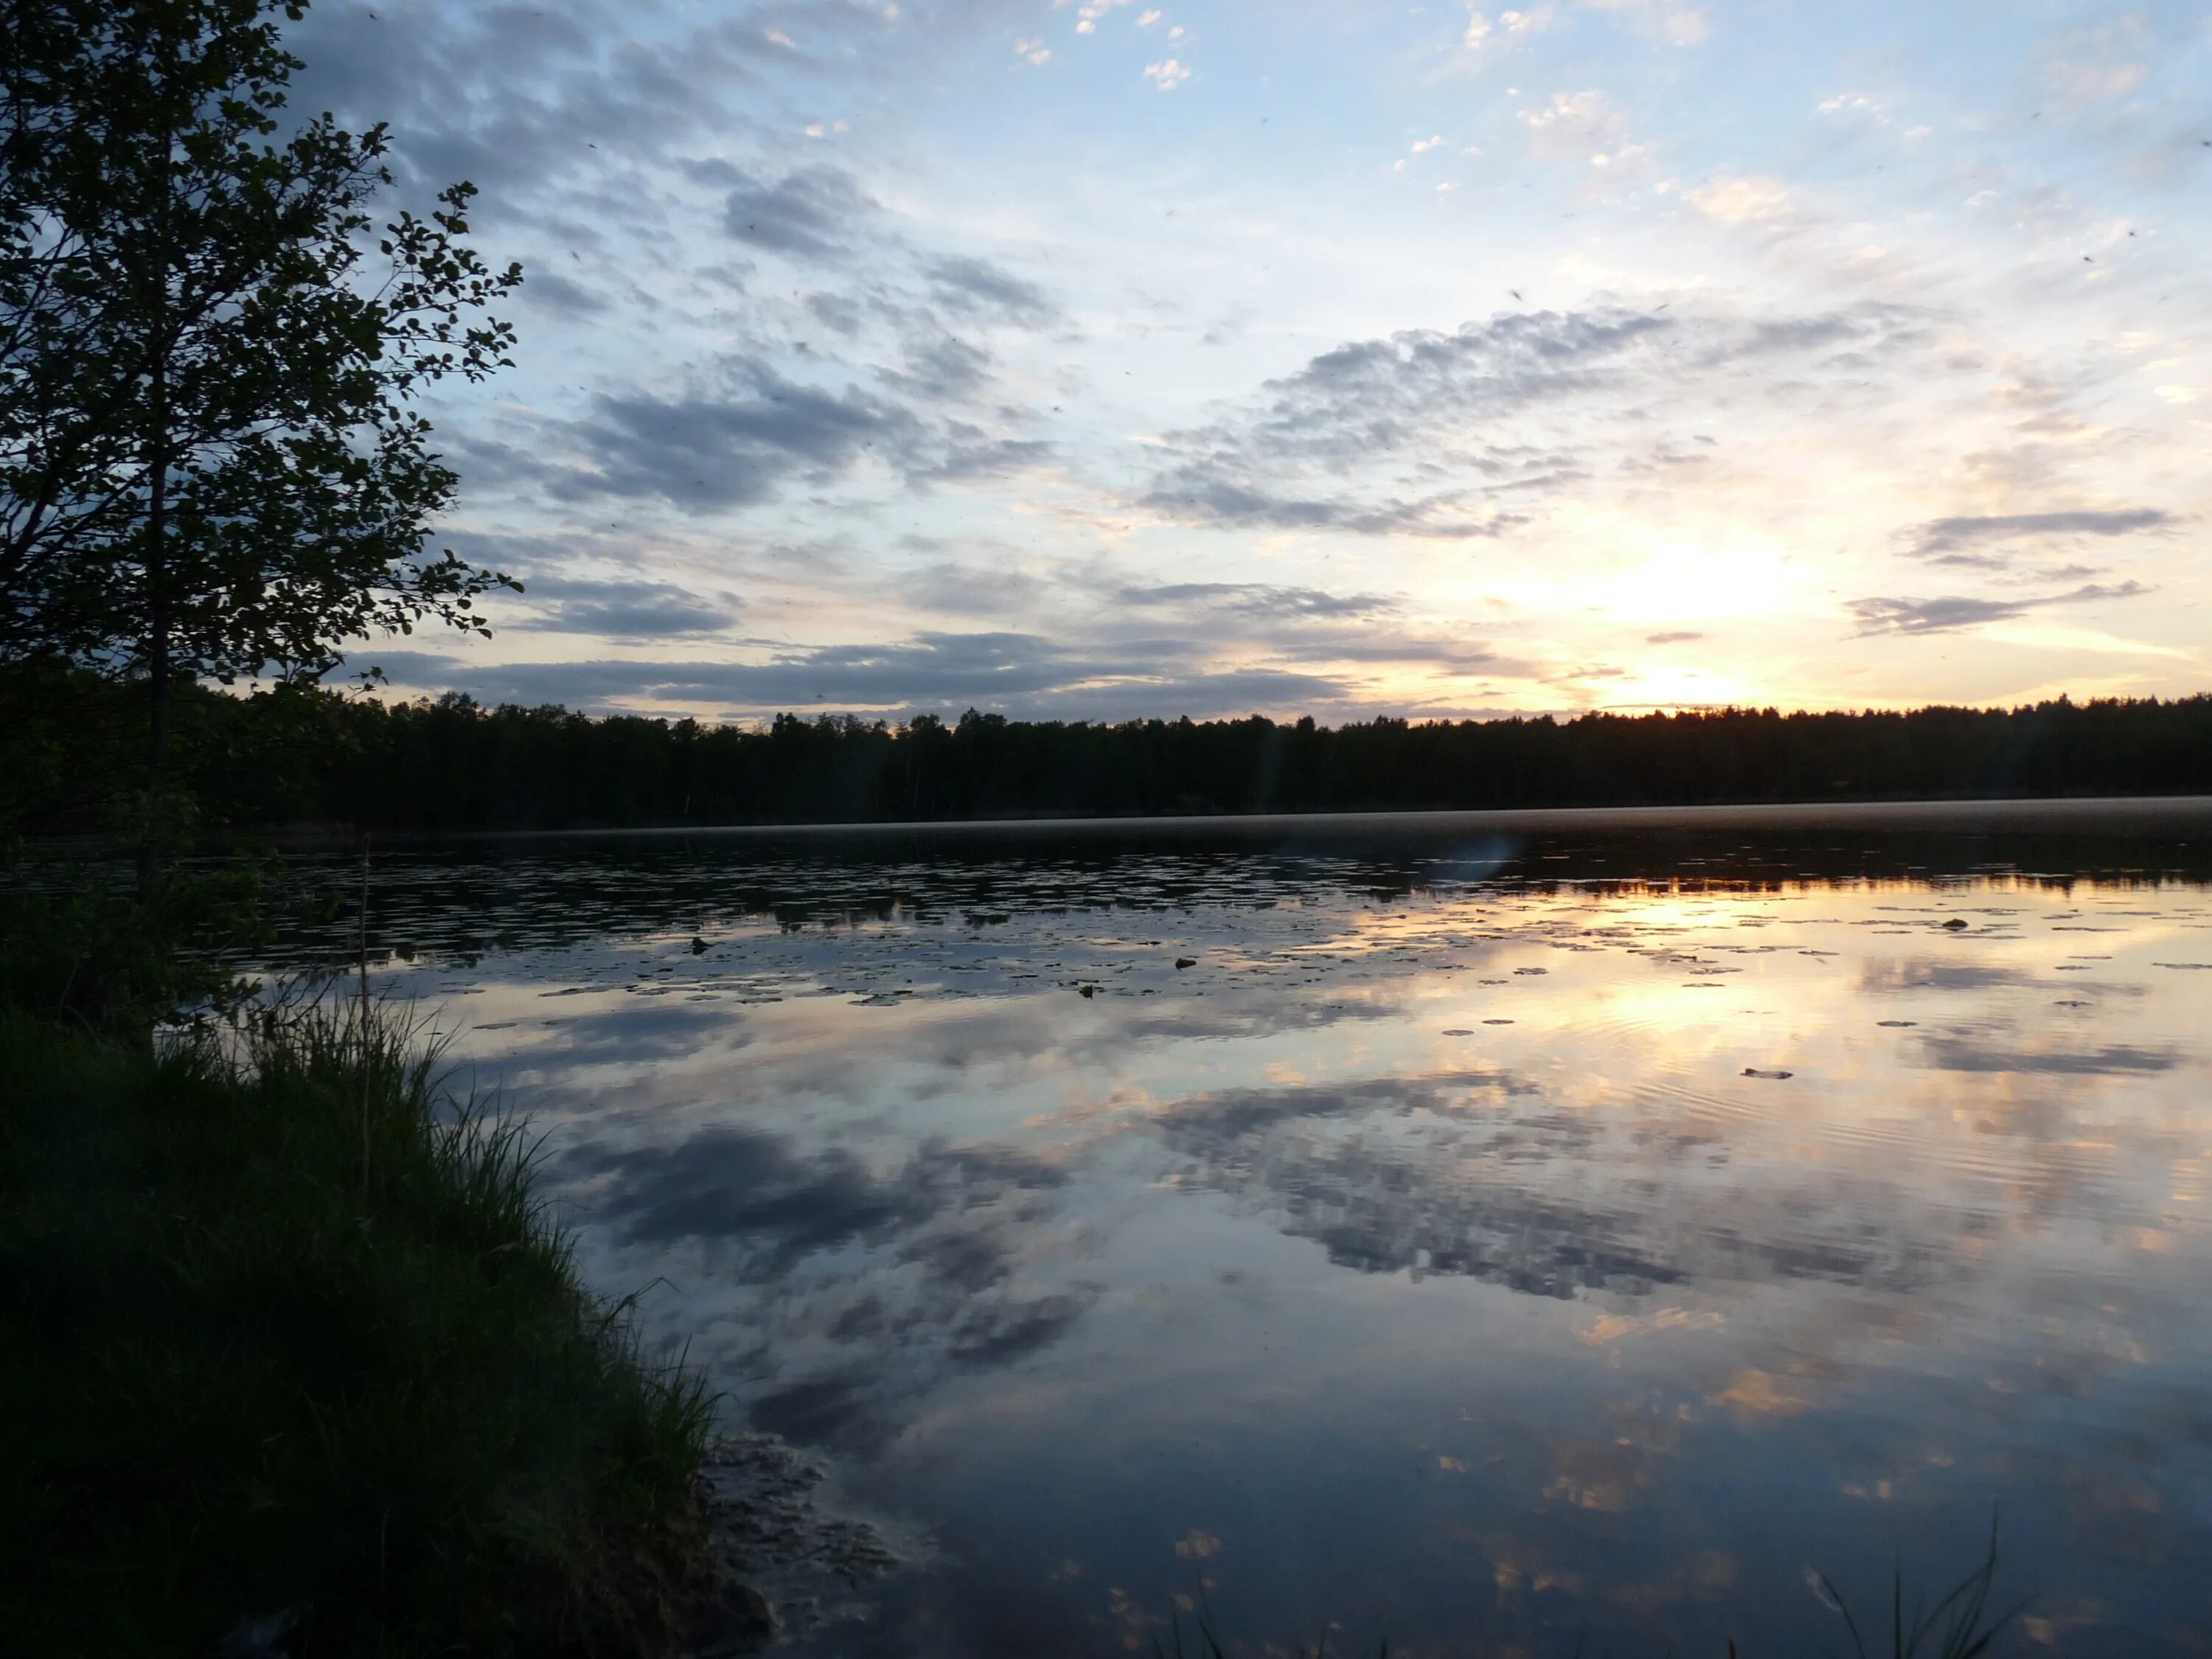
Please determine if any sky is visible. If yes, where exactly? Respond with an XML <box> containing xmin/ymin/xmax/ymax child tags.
<box><xmin>285</xmin><ymin>0</ymin><xmax>2212</xmax><ymax>724</ymax></box>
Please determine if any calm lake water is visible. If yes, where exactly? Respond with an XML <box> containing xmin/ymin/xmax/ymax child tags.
<box><xmin>267</xmin><ymin>814</ymin><xmax>2212</xmax><ymax>1655</ymax></box>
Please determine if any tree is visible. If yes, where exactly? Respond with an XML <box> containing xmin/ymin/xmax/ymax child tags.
<box><xmin>0</xmin><ymin>0</ymin><xmax>521</xmax><ymax>850</ymax></box>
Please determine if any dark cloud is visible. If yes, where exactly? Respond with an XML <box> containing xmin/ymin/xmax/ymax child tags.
<box><xmin>1144</xmin><ymin>302</ymin><xmax>1929</xmax><ymax>539</ymax></box>
<box><xmin>1259</xmin><ymin>308</ymin><xmax>1673</xmax><ymax>440</ymax></box>
<box><xmin>565</xmin><ymin>1125</ymin><xmax>1060</xmax><ymax>1256</ymax></box>
<box><xmin>510</xmin><ymin>575</ymin><xmax>741</xmax><ymax>639</ymax></box>
<box><xmin>924</xmin><ymin>254</ymin><xmax>1059</xmax><ymax>327</ymax></box>
<box><xmin>518</xmin><ymin>340</ymin><xmax>1050</xmax><ymax>510</ymax></box>
<box><xmin>1144</xmin><ymin>473</ymin><xmax>1523</xmax><ymax>538</ymax></box>
<box><xmin>899</xmin><ymin>558</ymin><xmax>1049</xmax><ymax>616</ymax></box>
<box><xmin>1152</xmin><ymin>1074</ymin><xmax>1937</xmax><ymax>1298</ymax></box>
<box><xmin>1912</xmin><ymin>1034</ymin><xmax>2180</xmax><ymax>1075</ymax></box>
<box><xmin>558</xmin><ymin>363</ymin><xmax>925</xmax><ymax>509</ymax></box>
<box><xmin>805</xmin><ymin>291</ymin><xmax>866</xmax><ymax>335</ymax></box>
<box><xmin>1905</xmin><ymin>509</ymin><xmax>2175</xmax><ymax>568</ymax></box>
<box><xmin>879</xmin><ymin>335</ymin><xmax>993</xmax><ymax>401</ymax></box>
<box><xmin>563</xmin><ymin>1120</ymin><xmax>1090</xmax><ymax>1447</ymax></box>
<box><xmin>1848</xmin><ymin>580</ymin><xmax>2149</xmax><ymax>636</ymax></box>
<box><xmin>1644</xmin><ymin>630</ymin><xmax>1705</xmax><ymax>644</ymax></box>
<box><xmin>284</xmin><ymin>1</ymin><xmax>748</xmax><ymax>215</ymax></box>
<box><xmin>517</xmin><ymin>269</ymin><xmax>613</xmax><ymax>316</ymax></box>
<box><xmin>917</xmin><ymin>432</ymin><xmax>1054</xmax><ymax>481</ymax></box>
<box><xmin>362</xmin><ymin>636</ymin><xmax>1360</xmax><ymax>719</ymax></box>
<box><xmin>717</xmin><ymin>163</ymin><xmax>876</xmax><ymax>258</ymax></box>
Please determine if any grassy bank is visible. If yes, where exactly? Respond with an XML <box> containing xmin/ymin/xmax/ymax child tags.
<box><xmin>0</xmin><ymin>1002</ymin><xmax>720</xmax><ymax>1656</ymax></box>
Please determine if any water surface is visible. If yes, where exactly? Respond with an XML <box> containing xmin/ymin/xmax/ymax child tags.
<box><xmin>268</xmin><ymin>821</ymin><xmax>2212</xmax><ymax>1655</ymax></box>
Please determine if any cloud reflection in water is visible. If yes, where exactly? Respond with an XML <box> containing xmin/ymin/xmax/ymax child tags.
<box><xmin>300</xmin><ymin>838</ymin><xmax>2212</xmax><ymax>1658</ymax></box>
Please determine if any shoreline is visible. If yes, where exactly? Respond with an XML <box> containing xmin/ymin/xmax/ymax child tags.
<box><xmin>236</xmin><ymin>792</ymin><xmax>2212</xmax><ymax>849</ymax></box>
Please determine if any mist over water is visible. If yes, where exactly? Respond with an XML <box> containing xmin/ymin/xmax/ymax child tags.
<box><xmin>265</xmin><ymin>824</ymin><xmax>2212</xmax><ymax>1655</ymax></box>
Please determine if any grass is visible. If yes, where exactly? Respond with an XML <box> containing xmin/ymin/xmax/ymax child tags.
<box><xmin>0</xmin><ymin>997</ymin><xmax>717</xmax><ymax>1656</ymax></box>
<box><xmin>1146</xmin><ymin>1521</ymin><xmax>2023</xmax><ymax>1659</ymax></box>
<box><xmin>1809</xmin><ymin>1515</ymin><xmax>2025</xmax><ymax>1659</ymax></box>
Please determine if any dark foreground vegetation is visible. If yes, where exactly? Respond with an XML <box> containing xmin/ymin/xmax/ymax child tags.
<box><xmin>7</xmin><ymin>664</ymin><xmax>2212</xmax><ymax>838</ymax></box>
<box><xmin>0</xmin><ymin>999</ymin><xmax>728</xmax><ymax>1656</ymax></box>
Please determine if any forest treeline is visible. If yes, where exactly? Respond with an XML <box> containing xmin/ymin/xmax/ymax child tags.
<box><xmin>8</xmin><ymin>664</ymin><xmax>2211</xmax><ymax>836</ymax></box>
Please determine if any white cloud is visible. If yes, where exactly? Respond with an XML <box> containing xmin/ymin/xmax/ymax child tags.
<box><xmin>764</xmin><ymin>26</ymin><xmax>794</xmax><ymax>47</ymax></box>
<box><xmin>1076</xmin><ymin>0</ymin><xmax>1135</xmax><ymax>35</ymax></box>
<box><xmin>1522</xmin><ymin>89</ymin><xmax>1631</xmax><ymax>159</ymax></box>
<box><xmin>1689</xmin><ymin>173</ymin><xmax>1792</xmax><ymax>223</ymax></box>
<box><xmin>1138</xmin><ymin>8</ymin><xmax>1162</xmax><ymax>24</ymax></box>
<box><xmin>1411</xmin><ymin>134</ymin><xmax>1444</xmax><ymax>153</ymax></box>
<box><xmin>1818</xmin><ymin>92</ymin><xmax>1889</xmax><ymax>125</ymax></box>
<box><xmin>1144</xmin><ymin>58</ymin><xmax>1191</xmax><ymax>91</ymax></box>
<box><xmin>1013</xmin><ymin>36</ymin><xmax>1053</xmax><ymax>66</ymax></box>
<box><xmin>1168</xmin><ymin>24</ymin><xmax>1186</xmax><ymax>41</ymax></box>
<box><xmin>1465</xmin><ymin>4</ymin><xmax>1553</xmax><ymax>52</ymax></box>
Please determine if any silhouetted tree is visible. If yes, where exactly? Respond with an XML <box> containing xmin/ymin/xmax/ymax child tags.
<box><xmin>0</xmin><ymin>0</ymin><xmax>521</xmax><ymax>869</ymax></box>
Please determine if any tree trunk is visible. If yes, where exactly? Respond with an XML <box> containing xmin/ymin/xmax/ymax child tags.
<box><xmin>138</xmin><ymin>437</ymin><xmax>169</xmax><ymax>897</ymax></box>
<box><xmin>136</xmin><ymin>110</ymin><xmax>173</xmax><ymax>900</ymax></box>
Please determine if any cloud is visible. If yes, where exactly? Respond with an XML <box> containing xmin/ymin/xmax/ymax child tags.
<box><xmin>1116</xmin><ymin>583</ymin><xmax>1399</xmax><ymax>619</ymax></box>
<box><xmin>880</xmin><ymin>335</ymin><xmax>995</xmax><ymax>401</ymax></box>
<box><xmin>1818</xmin><ymin>92</ymin><xmax>1890</xmax><ymax>128</ymax></box>
<box><xmin>1913</xmin><ymin>1034</ymin><xmax>2180</xmax><ymax>1075</ymax></box>
<box><xmin>557</xmin><ymin>364</ymin><xmax>925</xmax><ymax>510</ymax></box>
<box><xmin>1689</xmin><ymin>174</ymin><xmax>1793</xmax><ymax>223</ymax></box>
<box><xmin>923</xmin><ymin>254</ymin><xmax>1060</xmax><ymax>326</ymax></box>
<box><xmin>1138</xmin><ymin>301</ymin><xmax>1935</xmax><ymax>540</ymax></box>
<box><xmin>1903</xmin><ymin>509</ymin><xmax>2174</xmax><ymax>566</ymax></box>
<box><xmin>919</xmin><ymin>430</ymin><xmax>1055</xmax><ymax>481</ymax></box>
<box><xmin>1644</xmin><ymin>630</ymin><xmax>1704</xmax><ymax>644</ymax></box>
<box><xmin>1138</xmin><ymin>308</ymin><xmax>1663</xmax><ymax>535</ymax></box>
<box><xmin>1075</xmin><ymin>0</ymin><xmax>1135</xmax><ymax>34</ymax></box>
<box><xmin>1847</xmin><ymin>581</ymin><xmax>2150</xmax><ymax>636</ymax></box>
<box><xmin>715</xmin><ymin>162</ymin><xmax>877</xmax><ymax>257</ymax></box>
<box><xmin>529</xmin><ymin>338</ymin><xmax>1051</xmax><ymax>512</ymax></box>
<box><xmin>805</xmin><ymin>291</ymin><xmax>866</xmax><ymax>335</ymax></box>
<box><xmin>1144</xmin><ymin>58</ymin><xmax>1191</xmax><ymax>90</ymax></box>
<box><xmin>516</xmin><ymin>269</ymin><xmax>613</xmax><ymax>316</ymax></box>
<box><xmin>1144</xmin><ymin>473</ymin><xmax>1523</xmax><ymax>538</ymax></box>
<box><xmin>1464</xmin><ymin>5</ymin><xmax>1554</xmax><ymax>52</ymax></box>
<box><xmin>509</xmin><ymin>575</ymin><xmax>741</xmax><ymax>639</ymax></box>
<box><xmin>362</xmin><ymin>633</ymin><xmax>1364</xmax><ymax>717</ymax></box>
<box><xmin>900</xmin><ymin>559</ymin><xmax>1051</xmax><ymax>616</ymax></box>
<box><xmin>1522</xmin><ymin>89</ymin><xmax>1630</xmax><ymax>160</ymax></box>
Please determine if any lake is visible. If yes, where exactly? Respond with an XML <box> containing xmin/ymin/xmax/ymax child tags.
<box><xmin>264</xmin><ymin>807</ymin><xmax>2212</xmax><ymax>1655</ymax></box>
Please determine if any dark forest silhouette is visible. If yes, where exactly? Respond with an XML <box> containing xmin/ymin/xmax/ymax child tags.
<box><xmin>9</xmin><ymin>664</ymin><xmax>2210</xmax><ymax>836</ymax></box>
